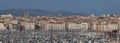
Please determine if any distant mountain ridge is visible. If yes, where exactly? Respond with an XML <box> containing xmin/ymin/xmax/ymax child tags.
<box><xmin>0</xmin><ymin>9</ymin><xmax>85</xmax><ymax>16</ymax></box>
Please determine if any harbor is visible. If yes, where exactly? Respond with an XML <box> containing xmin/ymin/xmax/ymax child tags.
<box><xmin>0</xmin><ymin>29</ymin><xmax>119</xmax><ymax>43</ymax></box>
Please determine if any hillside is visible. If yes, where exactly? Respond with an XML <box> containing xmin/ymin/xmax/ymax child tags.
<box><xmin>0</xmin><ymin>9</ymin><xmax>85</xmax><ymax>16</ymax></box>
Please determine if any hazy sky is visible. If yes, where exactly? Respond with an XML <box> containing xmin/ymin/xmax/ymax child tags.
<box><xmin>0</xmin><ymin>0</ymin><xmax>120</xmax><ymax>15</ymax></box>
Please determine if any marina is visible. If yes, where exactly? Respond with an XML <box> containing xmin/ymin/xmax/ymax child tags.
<box><xmin>0</xmin><ymin>30</ymin><xmax>119</xmax><ymax>43</ymax></box>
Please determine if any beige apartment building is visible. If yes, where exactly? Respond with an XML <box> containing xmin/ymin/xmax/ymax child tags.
<box><xmin>20</xmin><ymin>21</ymin><xmax>35</xmax><ymax>30</ymax></box>
<box><xmin>68</xmin><ymin>23</ymin><xmax>81</xmax><ymax>30</ymax></box>
<box><xmin>95</xmin><ymin>22</ymin><xmax>118</xmax><ymax>32</ymax></box>
<box><xmin>45</xmin><ymin>20</ymin><xmax>65</xmax><ymax>30</ymax></box>
<box><xmin>45</xmin><ymin>23</ymin><xmax>65</xmax><ymax>30</ymax></box>
<box><xmin>0</xmin><ymin>23</ymin><xmax>6</xmax><ymax>30</ymax></box>
<box><xmin>68</xmin><ymin>23</ymin><xmax>89</xmax><ymax>31</ymax></box>
<box><xmin>37</xmin><ymin>21</ymin><xmax>48</xmax><ymax>29</ymax></box>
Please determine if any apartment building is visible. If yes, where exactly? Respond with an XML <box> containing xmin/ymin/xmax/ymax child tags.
<box><xmin>1</xmin><ymin>14</ymin><xmax>13</xmax><ymax>18</ymax></box>
<box><xmin>80</xmin><ymin>23</ymin><xmax>89</xmax><ymax>31</ymax></box>
<box><xmin>20</xmin><ymin>21</ymin><xmax>35</xmax><ymax>30</ymax></box>
<box><xmin>68</xmin><ymin>23</ymin><xmax>81</xmax><ymax>30</ymax></box>
<box><xmin>0</xmin><ymin>23</ymin><xmax>6</xmax><ymax>30</ymax></box>
<box><xmin>95</xmin><ymin>22</ymin><xmax>118</xmax><ymax>32</ymax></box>
<box><xmin>45</xmin><ymin>20</ymin><xmax>65</xmax><ymax>30</ymax></box>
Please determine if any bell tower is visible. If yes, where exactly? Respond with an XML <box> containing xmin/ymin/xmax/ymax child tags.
<box><xmin>24</xmin><ymin>11</ymin><xmax>29</xmax><ymax>18</ymax></box>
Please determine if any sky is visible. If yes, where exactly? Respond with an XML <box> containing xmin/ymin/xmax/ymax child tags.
<box><xmin>0</xmin><ymin>0</ymin><xmax>120</xmax><ymax>15</ymax></box>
